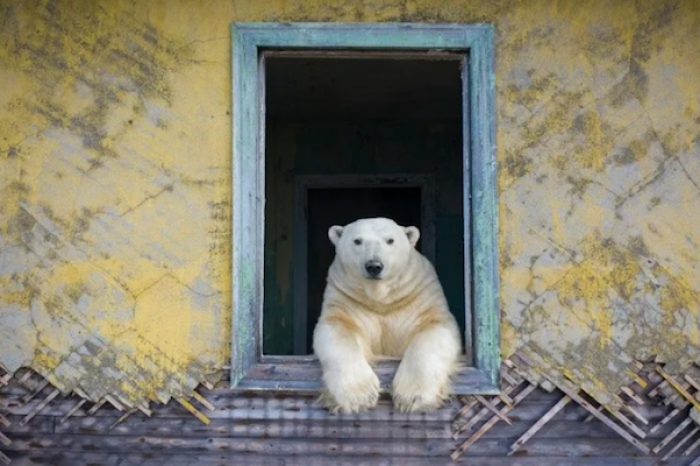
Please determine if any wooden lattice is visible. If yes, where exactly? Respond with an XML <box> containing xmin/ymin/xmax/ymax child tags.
<box><xmin>0</xmin><ymin>362</ymin><xmax>216</xmax><ymax>464</ymax></box>
<box><xmin>451</xmin><ymin>350</ymin><xmax>700</xmax><ymax>464</ymax></box>
<box><xmin>4</xmin><ymin>355</ymin><xmax>700</xmax><ymax>464</ymax></box>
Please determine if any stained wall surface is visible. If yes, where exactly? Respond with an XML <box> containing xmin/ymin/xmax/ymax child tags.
<box><xmin>1</xmin><ymin>0</ymin><xmax>699</xmax><ymax>408</ymax></box>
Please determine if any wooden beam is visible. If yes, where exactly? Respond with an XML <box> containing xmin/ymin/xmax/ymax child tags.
<box><xmin>657</xmin><ymin>367</ymin><xmax>700</xmax><ymax>412</ymax></box>
<box><xmin>652</xmin><ymin>417</ymin><xmax>694</xmax><ymax>454</ymax></box>
<box><xmin>541</xmin><ymin>373</ymin><xmax>650</xmax><ymax>454</ymax></box>
<box><xmin>20</xmin><ymin>388</ymin><xmax>60</xmax><ymax>427</ymax></box>
<box><xmin>649</xmin><ymin>407</ymin><xmax>681</xmax><ymax>434</ymax></box>
<box><xmin>474</xmin><ymin>395</ymin><xmax>512</xmax><ymax>425</ymax></box>
<box><xmin>177</xmin><ymin>397</ymin><xmax>211</xmax><ymax>425</ymax></box>
<box><xmin>451</xmin><ymin>384</ymin><xmax>537</xmax><ymax>460</ymax></box>
<box><xmin>660</xmin><ymin>426</ymin><xmax>700</xmax><ymax>462</ymax></box>
<box><xmin>508</xmin><ymin>395</ymin><xmax>571</xmax><ymax>456</ymax></box>
<box><xmin>59</xmin><ymin>399</ymin><xmax>87</xmax><ymax>424</ymax></box>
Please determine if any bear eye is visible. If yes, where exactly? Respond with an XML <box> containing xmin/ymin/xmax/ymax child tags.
<box><xmin>354</xmin><ymin>238</ymin><xmax>362</xmax><ymax>245</ymax></box>
<box><xmin>386</xmin><ymin>238</ymin><xmax>394</xmax><ymax>245</ymax></box>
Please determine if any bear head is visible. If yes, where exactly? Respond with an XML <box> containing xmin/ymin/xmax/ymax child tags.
<box><xmin>328</xmin><ymin>217</ymin><xmax>420</xmax><ymax>281</ymax></box>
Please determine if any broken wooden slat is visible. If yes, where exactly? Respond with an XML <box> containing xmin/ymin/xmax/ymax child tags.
<box><xmin>0</xmin><ymin>430</ymin><xmax>10</xmax><ymax>446</ymax></box>
<box><xmin>108</xmin><ymin>408</ymin><xmax>138</xmax><ymax>431</ymax></box>
<box><xmin>652</xmin><ymin>417</ymin><xmax>694</xmax><ymax>454</ymax></box>
<box><xmin>622</xmin><ymin>403</ymin><xmax>648</xmax><ymax>425</ymax></box>
<box><xmin>59</xmin><ymin>399</ymin><xmax>87</xmax><ymax>424</ymax></box>
<box><xmin>0</xmin><ymin>450</ymin><xmax>10</xmax><ymax>465</ymax></box>
<box><xmin>105</xmin><ymin>395</ymin><xmax>125</xmax><ymax>412</ymax></box>
<box><xmin>503</xmin><ymin>359</ymin><xmax>539</xmax><ymax>385</ymax></box>
<box><xmin>19</xmin><ymin>388</ymin><xmax>60</xmax><ymax>426</ymax></box>
<box><xmin>177</xmin><ymin>397</ymin><xmax>211</xmax><ymax>425</ymax></box>
<box><xmin>453</xmin><ymin>395</ymin><xmax>478</xmax><ymax>422</ymax></box>
<box><xmin>662</xmin><ymin>384</ymin><xmax>692</xmax><ymax>407</ymax></box>
<box><xmin>21</xmin><ymin>379</ymin><xmax>49</xmax><ymax>405</ymax></box>
<box><xmin>649</xmin><ymin>380</ymin><xmax>669</xmax><ymax>398</ymax></box>
<box><xmin>86</xmin><ymin>399</ymin><xmax>107</xmax><ymax>416</ymax></box>
<box><xmin>503</xmin><ymin>359</ymin><xmax>540</xmax><ymax>386</ymax></box>
<box><xmin>73</xmin><ymin>388</ymin><xmax>89</xmax><ymax>399</ymax></box>
<box><xmin>509</xmin><ymin>352</ymin><xmax>556</xmax><ymax>392</ymax></box>
<box><xmin>621</xmin><ymin>386</ymin><xmax>645</xmax><ymax>405</ymax></box>
<box><xmin>454</xmin><ymin>399</ymin><xmax>504</xmax><ymax>437</ymax></box>
<box><xmin>498</xmin><ymin>392</ymin><xmax>514</xmax><ymax>407</ymax></box>
<box><xmin>683</xmin><ymin>374</ymin><xmax>700</xmax><ymax>392</ymax></box>
<box><xmin>657</xmin><ymin>367</ymin><xmax>700</xmax><ymax>412</ymax></box>
<box><xmin>0</xmin><ymin>412</ymin><xmax>9</xmax><ymax>427</ymax></box>
<box><xmin>451</xmin><ymin>383</ymin><xmax>537</xmax><ymax>460</ymax></box>
<box><xmin>541</xmin><ymin>373</ymin><xmax>650</xmax><ymax>454</ymax></box>
<box><xmin>628</xmin><ymin>370</ymin><xmax>648</xmax><ymax>389</ymax></box>
<box><xmin>500</xmin><ymin>368</ymin><xmax>519</xmax><ymax>388</ymax></box>
<box><xmin>474</xmin><ymin>395</ymin><xmax>512</xmax><ymax>425</ymax></box>
<box><xmin>192</xmin><ymin>391</ymin><xmax>216</xmax><ymax>411</ymax></box>
<box><xmin>136</xmin><ymin>403</ymin><xmax>153</xmax><ymax>417</ymax></box>
<box><xmin>649</xmin><ymin>407</ymin><xmax>681</xmax><ymax>434</ymax></box>
<box><xmin>508</xmin><ymin>395</ymin><xmax>571</xmax><ymax>456</ymax></box>
<box><xmin>603</xmin><ymin>406</ymin><xmax>647</xmax><ymax>438</ymax></box>
<box><xmin>16</xmin><ymin>370</ymin><xmax>34</xmax><ymax>386</ymax></box>
<box><xmin>685</xmin><ymin>375</ymin><xmax>700</xmax><ymax>391</ymax></box>
<box><xmin>660</xmin><ymin>426</ymin><xmax>700</xmax><ymax>462</ymax></box>
<box><xmin>453</xmin><ymin>383</ymin><xmax>520</xmax><ymax>438</ymax></box>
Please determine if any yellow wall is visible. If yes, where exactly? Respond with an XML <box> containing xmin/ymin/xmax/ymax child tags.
<box><xmin>0</xmin><ymin>0</ymin><xmax>698</xmax><ymax>406</ymax></box>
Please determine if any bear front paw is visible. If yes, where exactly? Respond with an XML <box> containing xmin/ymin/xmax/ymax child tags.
<box><xmin>321</xmin><ymin>363</ymin><xmax>380</xmax><ymax>414</ymax></box>
<box><xmin>392</xmin><ymin>365</ymin><xmax>450</xmax><ymax>413</ymax></box>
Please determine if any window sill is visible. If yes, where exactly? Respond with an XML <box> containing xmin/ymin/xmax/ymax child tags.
<box><xmin>233</xmin><ymin>356</ymin><xmax>500</xmax><ymax>395</ymax></box>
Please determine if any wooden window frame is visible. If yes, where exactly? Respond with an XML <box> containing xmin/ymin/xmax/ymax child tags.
<box><xmin>231</xmin><ymin>22</ymin><xmax>500</xmax><ymax>394</ymax></box>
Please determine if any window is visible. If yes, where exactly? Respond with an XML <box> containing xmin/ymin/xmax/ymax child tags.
<box><xmin>232</xmin><ymin>22</ymin><xmax>499</xmax><ymax>394</ymax></box>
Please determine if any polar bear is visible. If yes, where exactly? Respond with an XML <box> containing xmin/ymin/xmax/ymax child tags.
<box><xmin>313</xmin><ymin>217</ymin><xmax>462</xmax><ymax>413</ymax></box>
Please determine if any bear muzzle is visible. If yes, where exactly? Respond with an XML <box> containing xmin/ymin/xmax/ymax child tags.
<box><xmin>363</xmin><ymin>260</ymin><xmax>384</xmax><ymax>279</ymax></box>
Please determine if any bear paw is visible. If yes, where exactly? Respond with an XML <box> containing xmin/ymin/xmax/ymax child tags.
<box><xmin>392</xmin><ymin>366</ymin><xmax>449</xmax><ymax>413</ymax></box>
<box><xmin>322</xmin><ymin>363</ymin><xmax>380</xmax><ymax>414</ymax></box>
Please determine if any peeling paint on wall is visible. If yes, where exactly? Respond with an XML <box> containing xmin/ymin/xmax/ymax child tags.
<box><xmin>0</xmin><ymin>0</ymin><xmax>231</xmax><ymax>406</ymax></box>
<box><xmin>0</xmin><ymin>0</ymin><xmax>699</xmax><ymax>406</ymax></box>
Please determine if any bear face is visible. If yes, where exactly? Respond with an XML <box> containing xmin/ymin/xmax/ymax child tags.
<box><xmin>328</xmin><ymin>217</ymin><xmax>420</xmax><ymax>281</ymax></box>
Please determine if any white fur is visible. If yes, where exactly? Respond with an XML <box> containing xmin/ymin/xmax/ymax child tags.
<box><xmin>313</xmin><ymin>217</ymin><xmax>462</xmax><ymax>413</ymax></box>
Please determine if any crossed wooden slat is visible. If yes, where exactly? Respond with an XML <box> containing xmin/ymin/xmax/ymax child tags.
<box><xmin>0</xmin><ymin>366</ymin><xmax>217</xmax><ymax>464</ymax></box>
<box><xmin>451</xmin><ymin>352</ymin><xmax>700</xmax><ymax>463</ymax></box>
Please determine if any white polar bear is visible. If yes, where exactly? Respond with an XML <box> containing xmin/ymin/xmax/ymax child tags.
<box><xmin>313</xmin><ymin>217</ymin><xmax>462</xmax><ymax>413</ymax></box>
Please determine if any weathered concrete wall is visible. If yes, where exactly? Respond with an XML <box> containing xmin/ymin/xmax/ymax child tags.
<box><xmin>0</xmin><ymin>0</ymin><xmax>232</xmax><ymax>405</ymax></box>
<box><xmin>0</xmin><ymin>0</ymin><xmax>698</xmax><ymax>406</ymax></box>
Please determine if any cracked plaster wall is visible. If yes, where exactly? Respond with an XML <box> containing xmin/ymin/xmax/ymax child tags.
<box><xmin>0</xmin><ymin>0</ymin><xmax>699</xmax><ymax>407</ymax></box>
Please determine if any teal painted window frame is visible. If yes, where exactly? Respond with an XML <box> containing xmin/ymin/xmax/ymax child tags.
<box><xmin>231</xmin><ymin>22</ymin><xmax>500</xmax><ymax>394</ymax></box>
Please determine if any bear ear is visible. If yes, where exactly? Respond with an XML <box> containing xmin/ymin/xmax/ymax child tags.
<box><xmin>328</xmin><ymin>225</ymin><xmax>344</xmax><ymax>246</ymax></box>
<box><xmin>404</xmin><ymin>226</ymin><xmax>420</xmax><ymax>247</ymax></box>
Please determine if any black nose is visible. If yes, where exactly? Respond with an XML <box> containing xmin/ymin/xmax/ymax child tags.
<box><xmin>364</xmin><ymin>260</ymin><xmax>384</xmax><ymax>277</ymax></box>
